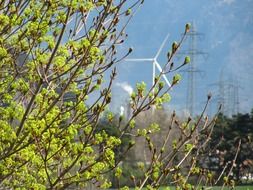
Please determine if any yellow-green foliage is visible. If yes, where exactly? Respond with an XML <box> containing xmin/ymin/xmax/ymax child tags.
<box><xmin>0</xmin><ymin>0</ymin><xmax>141</xmax><ymax>189</ymax></box>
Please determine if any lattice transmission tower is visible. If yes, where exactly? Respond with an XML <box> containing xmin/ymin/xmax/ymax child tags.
<box><xmin>210</xmin><ymin>70</ymin><xmax>241</xmax><ymax>117</ymax></box>
<box><xmin>226</xmin><ymin>77</ymin><xmax>241</xmax><ymax>116</ymax></box>
<box><xmin>179</xmin><ymin>23</ymin><xmax>207</xmax><ymax>116</ymax></box>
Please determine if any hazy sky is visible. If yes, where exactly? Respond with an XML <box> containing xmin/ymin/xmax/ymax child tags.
<box><xmin>111</xmin><ymin>0</ymin><xmax>253</xmax><ymax>116</ymax></box>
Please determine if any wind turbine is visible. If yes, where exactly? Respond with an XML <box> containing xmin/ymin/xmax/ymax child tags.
<box><xmin>125</xmin><ymin>33</ymin><xmax>171</xmax><ymax>87</ymax></box>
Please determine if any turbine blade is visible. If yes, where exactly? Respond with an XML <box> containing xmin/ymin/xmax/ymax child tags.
<box><xmin>154</xmin><ymin>61</ymin><xmax>171</xmax><ymax>87</ymax></box>
<box><xmin>125</xmin><ymin>58</ymin><xmax>153</xmax><ymax>62</ymax></box>
<box><xmin>155</xmin><ymin>32</ymin><xmax>170</xmax><ymax>59</ymax></box>
<box><xmin>103</xmin><ymin>18</ymin><xmax>112</xmax><ymax>26</ymax></box>
<box><xmin>67</xmin><ymin>17</ymin><xmax>74</xmax><ymax>25</ymax></box>
<box><xmin>162</xmin><ymin>74</ymin><xmax>171</xmax><ymax>87</ymax></box>
<box><xmin>76</xmin><ymin>12</ymin><xmax>90</xmax><ymax>35</ymax></box>
<box><xmin>152</xmin><ymin>61</ymin><xmax>155</xmax><ymax>86</ymax></box>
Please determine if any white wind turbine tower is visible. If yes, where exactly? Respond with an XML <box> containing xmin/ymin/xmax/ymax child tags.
<box><xmin>125</xmin><ymin>33</ymin><xmax>171</xmax><ymax>88</ymax></box>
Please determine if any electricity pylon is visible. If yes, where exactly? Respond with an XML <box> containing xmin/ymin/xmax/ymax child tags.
<box><xmin>209</xmin><ymin>68</ymin><xmax>226</xmax><ymax>115</ymax></box>
<box><xmin>178</xmin><ymin>23</ymin><xmax>207</xmax><ymax>116</ymax></box>
<box><xmin>210</xmin><ymin>69</ymin><xmax>242</xmax><ymax>117</ymax></box>
<box><xmin>227</xmin><ymin>77</ymin><xmax>242</xmax><ymax>116</ymax></box>
<box><xmin>125</xmin><ymin>33</ymin><xmax>171</xmax><ymax>88</ymax></box>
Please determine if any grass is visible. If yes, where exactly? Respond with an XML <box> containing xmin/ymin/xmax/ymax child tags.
<box><xmin>120</xmin><ymin>186</ymin><xmax>253</xmax><ymax>190</ymax></box>
<box><xmin>200</xmin><ymin>187</ymin><xmax>253</xmax><ymax>190</ymax></box>
<box><xmin>158</xmin><ymin>186</ymin><xmax>253</xmax><ymax>190</ymax></box>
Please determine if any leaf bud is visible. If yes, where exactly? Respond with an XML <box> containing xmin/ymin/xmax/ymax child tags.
<box><xmin>129</xmin><ymin>140</ymin><xmax>135</xmax><ymax>147</ymax></box>
<box><xmin>184</xmin><ymin>56</ymin><xmax>191</xmax><ymax>64</ymax></box>
<box><xmin>132</xmin><ymin>91</ymin><xmax>137</xmax><ymax>99</ymax></box>
<box><xmin>185</xmin><ymin>23</ymin><xmax>191</xmax><ymax>33</ymax></box>
<box><xmin>167</xmin><ymin>51</ymin><xmax>171</xmax><ymax>59</ymax></box>
<box><xmin>130</xmin><ymin>175</ymin><xmax>135</xmax><ymax>181</ymax></box>
<box><xmin>172</xmin><ymin>41</ymin><xmax>178</xmax><ymax>54</ymax></box>
<box><xmin>154</xmin><ymin>76</ymin><xmax>159</xmax><ymax>83</ymax></box>
<box><xmin>172</xmin><ymin>74</ymin><xmax>182</xmax><ymax>85</ymax></box>
<box><xmin>158</xmin><ymin>81</ymin><xmax>164</xmax><ymax>90</ymax></box>
<box><xmin>106</xmin><ymin>96</ymin><xmax>111</xmax><ymax>104</ymax></box>
<box><xmin>125</xmin><ymin>9</ymin><xmax>132</xmax><ymax>16</ymax></box>
<box><xmin>97</xmin><ymin>78</ymin><xmax>102</xmax><ymax>85</ymax></box>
